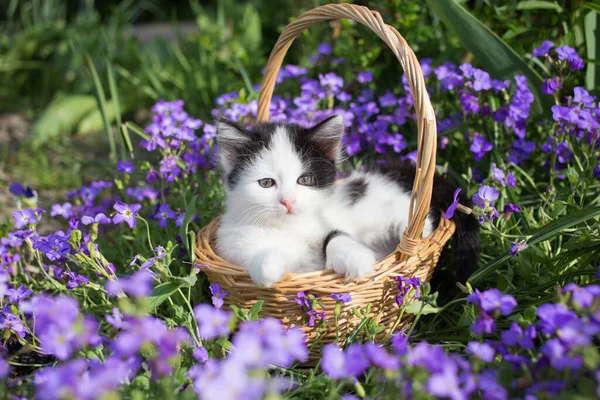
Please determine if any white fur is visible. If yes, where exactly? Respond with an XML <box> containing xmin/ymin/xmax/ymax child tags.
<box><xmin>215</xmin><ymin>123</ymin><xmax>435</xmax><ymax>287</ymax></box>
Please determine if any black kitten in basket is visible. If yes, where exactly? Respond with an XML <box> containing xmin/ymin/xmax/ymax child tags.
<box><xmin>213</xmin><ymin>115</ymin><xmax>480</xmax><ymax>287</ymax></box>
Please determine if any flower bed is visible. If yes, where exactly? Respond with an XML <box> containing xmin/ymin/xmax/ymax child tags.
<box><xmin>1</xmin><ymin>41</ymin><xmax>599</xmax><ymax>399</ymax></box>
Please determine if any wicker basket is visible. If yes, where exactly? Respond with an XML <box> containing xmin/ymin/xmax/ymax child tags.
<box><xmin>194</xmin><ymin>3</ymin><xmax>455</xmax><ymax>358</ymax></box>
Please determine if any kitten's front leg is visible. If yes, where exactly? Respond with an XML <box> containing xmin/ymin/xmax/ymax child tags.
<box><xmin>247</xmin><ymin>250</ymin><xmax>288</xmax><ymax>288</ymax></box>
<box><xmin>324</xmin><ymin>231</ymin><xmax>377</xmax><ymax>280</ymax></box>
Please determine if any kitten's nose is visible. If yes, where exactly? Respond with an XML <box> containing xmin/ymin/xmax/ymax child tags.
<box><xmin>280</xmin><ymin>199</ymin><xmax>294</xmax><ymax>213</ymax></box>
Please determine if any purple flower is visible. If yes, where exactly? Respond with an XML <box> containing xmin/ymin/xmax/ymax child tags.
<box><xmin>295</xmin><ymin>291</ymin><xmax>325</xmax><ymax>327</ymax></box>
<box><xmin>395</xmin><ymin>276</ymin><xmax>421</xmax><ymax>306</ymax></box>
<box><xmin>317</xmin><ymin>43</ymin><xmax>332</xmax><ymax>55</ymax></box>
<box><xmin>112</xmin><ymin>201</ymin><xmax>141</xmax><ymax>228</ymax></box>
<box><xmin>472</xmin><ymin>69</ymin><xmax>491</xmax><ymax>91</ymax></box>
<box><xmin>573</xmin><ymin>87</ymin><xmax>595</xmax><ymax>107</ymax></box>
<box><xmin>467</xmin><ymin>341</ymin><xmax>495</xmax><ymax>362</ymax></box>
<box><xmin>542</xmin><ymin>77</ymin><xmax>562</xmax><ymax>94</ymax></box>
<box><xmin>357</xmin><ymin>71</ymin><xmax>373</xmax><ymax>83</ymax></box>
<box><xmin>50</xmin><ymin>202</ymin><xmax>74</xmax><ymax>219</ymax></box>
<box><xmin>471</xmin><ymin>313</ymin><xmax>496</xmax><ymax>335</ymax></box>
<box><xmin>594</xmin><ymin>165</ymin><xmax>600</xmax><ymax>181</ymax></box>
<box><xmin>364</xmin><ymin>342</ymin><xmax>400</xmax><ymax>369</ymax></box>
<box><xmin>0</xmin><ymin>309</ymin><xmax>28</xmax><ymax>338</ymax></box>
<box><xmin>12</xmin><ymin>209</ymin><xmax>36</xmax><ymax>229</ymax></box>
<box><xmin>344</xmin><ymin>343</ymin><xmax>370</xmax><ymax>376</ymax></box>
<box><xmin>154</xmin><ymin>203</ymin><xmax>176</xmax><ymax>228</ymax></box>
<box><xmin>444</xmin><ymin>188</ymin><xmax>462</xmax><ymax>219</ymax></box>
<box><xmin>428</xmin><ymin>364</ymin><xmax>475</xmax><ymax>400</ymax></box>
<box><xmin>470</xmin><ymin>136</ymin><xmax>492</xmax><ymax>161</ymax></box>
<box><xmin>194</xmin><ymin>304</ymin><xmax>232</xmax><ymax>340</ymax></box>
<box><xmin>318</xmin><ymin>72</ymin><xmax>344</xmax><ymax>94</ymax></box>
<box><xmin>506</xmin><ymin>173</ymin><xmax>517</xmax><ymax>188</ymax></box>
<box><xmin>387</xmin><ymin>133</ymin><xmax>407</xmax><ymax>153</ymax></box>
<box><xmin>532</xmin><ymin>40</ymin><xmax>554</xmax><ymax>57</ymax></box>
<box><xmin>0</xmin><ymin>353</ymin><xmax>9</xmax><ymax>379</ymax></box>
<box><xmin>322</xmin><ymin>344</ymin><xmax>348</xmax><ymax>379</ymax></box>
<box><xmin>81</xmin><ymin>213</ymin><xmax>110</xmax><ymax>225</ymax></box>
<box><xmin>5</xmin><ymin>285</ymin><xmax>33</xmax><ymax>303</ymax></box>
<box><xmin>504</xmin><ymin>204</ymin><xmax>521</xmax><ymax>214</ymax></box>
<box><xmin>541</xmin><ymin>338</ymin><xmax>582</xmax><ymax>370</ymax></box>
<box><xmin>472</xmin><ymin>186</ymin><xmax>499</xmax><ymax>208</ymax></box>
<box><xmin>378</xmin><ymin>90</ymin><xmax>397</xmax><ymax>107</ymax></box>
<box><xmin>460</xmin><ymin>91</ymin><xmax>480</xmax><ymax>115</ymax></box>
<box><xmin>509</xmin><ymin>240</ymin><xmax>528</xmax><ymax>256</ymax></box>
<box><xmin>106</xmin><ymin>270</ymin><xmax>154</xmax><ymax>298</ymax></box>
<box><xmin>562</xmin><ymin>283</ymin><xmax>600</xmax><ymax>308</ymax></box>
<box><xmin>329</xmin><ymin>293</ymin><xmax>352</xmax><ymax>303</ymax></box>
<box><xmin>105</xmin><ymin>307</ymin><xmax>123</xmax><ymax>329</ymax></box>
<box><xmin>501</xmin><ymin>322</ymin><xmax>536</xmax><ymax>349</ymax></box>
<box><xmin>9</xmin><ymin>183</ymin><xmax>35</xmax><ymax>198</ymax></box>
<box><xmin>336</xmin><ymin>92</ymin><xmax>351</xmax><ymax>102</ymax></box>
<box><xmin>37</xmin><ymin>231</ymin><xmax>70</xmax><ymax>261</ymax></box>
<box><xmin>555</xmin><ymin>45</ymin><xmax>584</xmax><ymax>70</ymax></box>
<box><xmin>391</xmin><ymin>333</ymin><xmax>408</xmax><ymax>356</ymax></box>
<box><xmin>209</xmin><ymin>283</ymin><xmax>229</xmax><ymax>309</ymax></box>
<box><xmin>491</xmin><ymin>164</ymin><xmax>506</xmax><ymax>187</ymax></box>
<box><xmin>555</xmin><ymin>141</ymin><xmax>572</xmax><ymax>164</ymax></box>
<box><xmin>117</xmin><ymin>161</ymin><xmax>134</xmax><ymax>174</ymax></box>
<box><xmin>193</xmin><ymin>346</ymin><xmax>209</xmax><ymax>363</ymax></box>
<box><xmin>537</xmin><ymin>303</ymin><xmax>577</xmax><ymax>335</ymax></box>
<box><xmin>65</xmin><ymin>271</ymin><xmax>90</xmax><ymax>290</ymax></box>
<box><xmin>467</xmin><ymin>289</ymin><xmax>517</xmax><ymax>315</ymax></box>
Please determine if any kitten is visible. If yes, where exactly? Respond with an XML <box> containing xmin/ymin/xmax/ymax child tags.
<box><xmin>214</xmin><ymin>115</ymin><xmax>480</xmax><ymax>287</ymax></box>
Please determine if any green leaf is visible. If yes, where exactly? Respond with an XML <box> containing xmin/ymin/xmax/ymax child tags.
<box><xmin>124</xmin><ymin>122</ymin><xmax>151</xmax><ymax>141</ymax></box>
<box><xmin>86</xmin><ymin>55</ymin><xmax>117</xmax><ymax>162</ymax></box>
<box><xmin>29</xmin><ymin>94</ymin><xmax>97</xmax><ymax>148</ymax></box>
<box><xmin>404</xmin><ymin>301</ymin><xmax>441</xmax><ymax>315</ymax></box>
<box><xmin>248</xmin><ymin>300</ymin><xmax>264</xmax><ymax>320</ymax></box>
<box><xmin>229</xmin><ymin>304</ymin><xmax>247</xmax><ymax>320</ymax></box>
<box><xmin>425</xmin><ymin>0</ymin><xmax>552</xmax><ymax>118</ymax></box>
<box><xmin>583</xmin><ymin>346</ymin><xmax>600</xmax><ymax>369</ymax></box>
<box><xmin>524</xmin><ymin>305</ymin><xmax>537</xmax><ymax>322</ymax></box>
<box><xmin>179</xmin><ymin>197</ymin><xmax>198</xmax><ymax>259</ymax></box>
<box><xmin>584</xmin><ymin>10</ymin><xmax>600</xmax><ymax>90</ymax></box>
<box><xmin>470</xmin><ymin>205</ymin><xmax>600</xmax><ymax>284</ymax></box>
<box><xmin>106</xmin><ymin>59</ymin><xmax>124</xmax><ymax>159</ymax></box>
<box><xmin>516</xmin><ymin>1</ymin><xmax>563</xmax><ymax>11</ymax></box>
<box><xmin>146</xmin><ymin>282</ymin><xmax>180</xmax><ymax>310</ymax></box>
<box><xmin>169</xmin><ymin>274</ymin><xmax>198</xmax><ymax>288</ymax></box>
<box><xmin>582</xmin><ymin>3</ymin><xmax>600</xmax><ymax>14</ymax></box>
<box><xmin>566</xmin><ymin>167</ymin><xmax>579</xmax><ymax>184</ymax></box>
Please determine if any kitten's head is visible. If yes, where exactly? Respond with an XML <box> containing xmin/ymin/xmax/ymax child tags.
<box><xmin>216</xmin><ymin>115</ymin><xmax>345</xmax><ymax>222</ymax></box>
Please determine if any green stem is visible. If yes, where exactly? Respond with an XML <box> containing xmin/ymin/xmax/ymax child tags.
<box><xmin>177</xmin><ymin>288</ymin><xmax>202</xmax><ymax>346</ymax></box>
<box><xmin>405</xmin><ymin>302</ymin><xmax>425</xmax><ymax>338</ymax></box>
<box><xmin>137</xmin><ymin>216</ymin><xmax>154</xmax><ymax>250</ymax></box>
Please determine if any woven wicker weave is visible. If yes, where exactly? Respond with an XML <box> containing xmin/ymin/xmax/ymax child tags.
<box><xmin>194</xmin><ymin>3</ymin><xmax>455</xmax><ymax>358</ymax></box>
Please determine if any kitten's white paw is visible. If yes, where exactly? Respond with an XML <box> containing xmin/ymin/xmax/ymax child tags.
<box><xmin>326</xmin><ymin>236</ymin><xmax>376</xmax><ymax>280</ymax></box>
<box><xmin>248</xmin><ymin>252</ymin><xmax>287</xmax><ymax>288</ymax></box>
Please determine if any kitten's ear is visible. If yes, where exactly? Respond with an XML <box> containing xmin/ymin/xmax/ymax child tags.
<box><xmin>215</xmin><ymin>118</ymin><xmax>250</xmax><ymax>174</ymax></box>
<box><xmin>309</xmin><ymin>115</ymin><xmax>345</xmax><ymax>163</ymax></box>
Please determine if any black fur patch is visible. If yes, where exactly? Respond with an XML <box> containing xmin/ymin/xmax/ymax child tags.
<box><xmin>218</xmin><ymin>117</ymin><xmax>339</xmax><ymax>190</ymax></box>
<box><xmin>345</xmin><ymin>177</ymin><xmax>368</xmax><ymax>205</ymax></box>
<box><xmin>322</xmin><ymin>229</ymin><xmax>346</xmax><ymax>258</ymax></box>
<box><xmin>376</xmin><ymin>158</ymin><xmax>481</xmax><ymax>283</ymax></box>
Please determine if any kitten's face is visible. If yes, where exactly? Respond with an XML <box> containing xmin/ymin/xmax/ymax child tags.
<box><xmin>216</xmin><ymin>115</ymin><xmax>344</xmax><ymax>224</ymax></box>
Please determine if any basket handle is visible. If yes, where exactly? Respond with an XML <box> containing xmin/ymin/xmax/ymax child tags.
<box><xmin>256</xmin><ymin>3</ymin><xmax>437</xmax><ymax>256</ymax></box>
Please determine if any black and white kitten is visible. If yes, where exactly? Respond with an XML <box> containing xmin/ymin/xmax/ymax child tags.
<box><xmin>214</xmin><ymin>115</ymin><xmax>480</xmax><ymax>287</ymax></box>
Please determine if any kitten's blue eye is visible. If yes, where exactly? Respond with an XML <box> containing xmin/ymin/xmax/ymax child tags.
<box><xmin>297</xmin><ymin>175</ymin><xmax>316</xmax><ymax>186</ymax></box>
<box><xmin>258</xmin><ymin>178</ymin><xmax>275</xmax><ymax>188</ymax></box>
